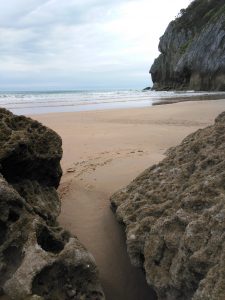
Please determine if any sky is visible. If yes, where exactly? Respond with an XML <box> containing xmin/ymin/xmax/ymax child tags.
<box><xmin>0</xmin><ymin>0</ymin><xmax>192</xmax><ymax>91</ymax></box>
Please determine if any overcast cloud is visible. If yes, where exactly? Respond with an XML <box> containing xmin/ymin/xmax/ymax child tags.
<box><xmin>0</xmin><ymin>0</ymin><xmax>192</xmax><ymax>91</ymax></box>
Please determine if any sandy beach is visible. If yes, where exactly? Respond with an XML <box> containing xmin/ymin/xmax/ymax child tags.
<box><xmin>30</xmin><ymin>99</ymin><xmax>225</xmax><ymax>300</ymax></box>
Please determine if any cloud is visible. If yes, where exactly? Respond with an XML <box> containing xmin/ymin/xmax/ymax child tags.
<box><xmin>0</xmin><ymin>0</ymin><xmax>192</xmax><ymax>90</ymax></box>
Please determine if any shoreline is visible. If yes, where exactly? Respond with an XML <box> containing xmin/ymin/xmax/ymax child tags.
<box><xmin>29</xmin><ymin>99</ymin><xmax>225</xmax><ymax>300</ymax></box>
<box><xmin>2</xmin><ymin>92</ymin><xmax>225</xmax><ymax>116</ymax></box>
<box><xmin>28</xmin><ymin>96</ymin><xmax>225</xmax><ymax>118</ymax></box>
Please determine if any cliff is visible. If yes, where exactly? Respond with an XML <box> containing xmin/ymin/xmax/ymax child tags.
<box><xmin>111</xmin><ymin>111</ymin><xmax>225</xmax><ymax>300</ymax></box>
<box><xmin>0</xmin><ymin>108</ymin><xmax>104</xmax><ymax>300</ymax></box>
<box><xmin>150</xmin><ymin>0</ymin><xmax>225</xmax><ymax>91</ymax></box>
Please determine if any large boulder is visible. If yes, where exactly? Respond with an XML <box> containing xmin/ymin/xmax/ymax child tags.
<box><xmin>0</xmin><ymin>108</ymin><xmax>104</xmax><ymax>300</ymax></box>
<box><xmin>111</xmin><ymin>111</ymin><xmax>225</xmax><ymax>300</ymax></box>
<box><xmin>0</xmin><ymin>108</ymin><xmax>62</xmax><ymax>188</ymax></box>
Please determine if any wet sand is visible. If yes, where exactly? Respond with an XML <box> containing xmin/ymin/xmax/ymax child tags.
<box><xmin>1</xmin><ymin>100</ymin><xmax>222</xmax><ymax>300</ymax></box>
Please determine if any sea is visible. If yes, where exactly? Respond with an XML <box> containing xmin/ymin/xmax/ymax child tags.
<box><xmin>0</xmin><ymin>89</ymin><xmax>225</xmax><ymax>115</ymax></box>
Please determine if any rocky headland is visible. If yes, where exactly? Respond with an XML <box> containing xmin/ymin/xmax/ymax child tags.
<box><xmin>111</xmin><ymin>111</ymin><xmax>225</xmax><ymax>300</ymax></box>
<box><xmin>0</xmin><ymin>108</ymin><xmax>104</xmax><ymax>300</ymax></box>
<box><xmin>150</xmin><ymin>0</ymin><xmax>225</xmax><ymax>91</ymax></box>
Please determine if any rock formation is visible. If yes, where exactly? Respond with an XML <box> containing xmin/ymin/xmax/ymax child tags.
<box><xmin>0</xmin><ymin>108</ymin><xmax>104</xmax><ymax>300</ymax></box>
<box><xmin>111</xmin><ymin>111</ymin><xmax>225</xmax><ymax>300</ymax></box>
<box><xmin>150</xmin><ymin>0</ymin><xmax>225</xmax><ymax>91</ymax></box>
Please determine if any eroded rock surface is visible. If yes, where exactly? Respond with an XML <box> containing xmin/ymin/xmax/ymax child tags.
<box><xmin>111</xmin><ymin>111</ymin><xmax>225</xmax><ymax>300</ymax></box>
<box><xmin>0</xmin><ymin>108</ymin><xmax>104</xmax><ymax>300</ymax></box>
<box><xmin>150</xmin><ymin>0</ymin><xmax>225</xmax><ymax>91</ymax></box>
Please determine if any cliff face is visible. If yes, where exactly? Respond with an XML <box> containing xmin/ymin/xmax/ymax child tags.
<box><xmin>0</xmin><ymin>108</ymin><xmax>104</xmax><ymax>300</ymax></box>
<box><xmin>150</xmin><ymin>0</ymin><xmax>225</xmax><ymax>91</ymax></box>
<box><xmin>111</xmin><ymin>111</ymin><xmax>225</xmax><ymax>300</ymax></box>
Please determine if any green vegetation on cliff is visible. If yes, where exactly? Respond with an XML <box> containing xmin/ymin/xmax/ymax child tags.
<box><xmin>175</xmin><ymin>0</ymin><xmax>225</xmax><ymax>29</ymax></box>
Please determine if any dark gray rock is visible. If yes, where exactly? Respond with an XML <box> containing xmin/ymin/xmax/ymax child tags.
<box><xmin>0</xmin><ymin>108</ymin><xmax>62</xmax><ymax>187</ymax></box>
<box><xmin>142</xmin><ymin>87</ymin><xmax>151</xmax><ymax>91</ymax></box>
<box><xmin>0</xmin><ymin>108</ymin><xmax>104</xmax><ymax>300</ymax></box>
<box><xmin>150</xmin><ymin>0</ymin><xmax>225</xmax><ymax>91</ymax></box>
<box><xmin>111</xmin><ymin>111</ymin><xmax>225</xmax><ymax>300</ymax></box>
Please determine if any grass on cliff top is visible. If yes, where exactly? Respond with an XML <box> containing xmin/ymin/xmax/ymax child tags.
<box><xmin>174</xmin><ymin>0</ymin><xmax>225</xmax><ymax>31</ymax></box>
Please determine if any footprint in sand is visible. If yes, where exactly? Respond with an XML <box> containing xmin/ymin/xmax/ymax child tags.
<box><xmin>67</xmin><ymin>149</ymin><xmax>147</xmax><ymax>181</ymax></box>
<box><xmin>85</xmin><ymin>184</ymin><xmax>94</xmax><ymax>191</ymax></box>
<box><xmin>67</xmin><ymin>167</ymin><xmax>76</xmax><ymax>173</ymax></box>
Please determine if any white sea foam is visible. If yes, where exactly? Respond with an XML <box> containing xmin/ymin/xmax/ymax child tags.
<box><xmin>0</xmin><ymin>90</ymin><xmax>224</xmax><ymax>115</ymax></box>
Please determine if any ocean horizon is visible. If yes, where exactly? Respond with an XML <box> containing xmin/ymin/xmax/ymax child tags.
<box><xmin>1</xmin><ymin>89</ymin><xmax>225</xmax><ymax>115</ymax></box>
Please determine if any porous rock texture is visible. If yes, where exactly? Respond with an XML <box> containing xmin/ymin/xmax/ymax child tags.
<box><xmin>0</xmin><ymin>108</ymin><xmax>104</xmax><ymax>300</ymax></box>
<box><xmin>150</xmin><ymin>0</ymin><xmax>225</xmax><ymax>91</ymax></box>
<box><xmin>111</xmin><ymin>111</ymin><xmax>225</xmax><ymax>300</ymax></box>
